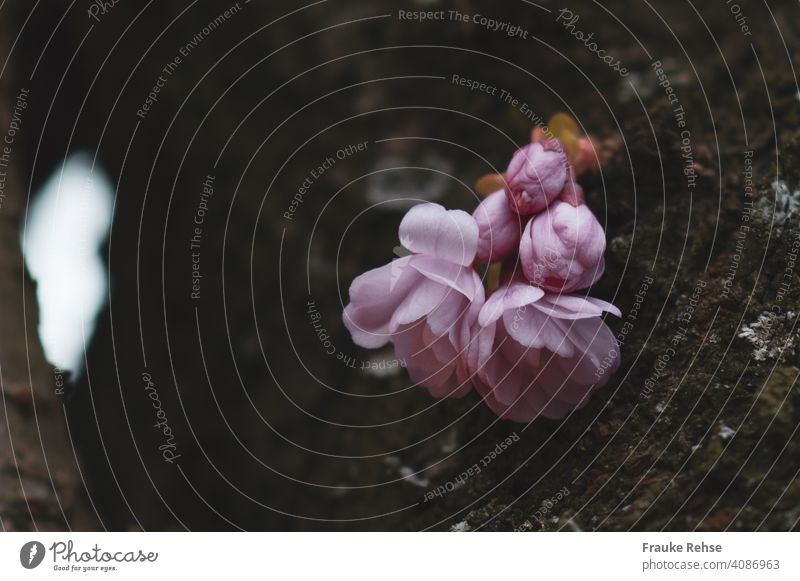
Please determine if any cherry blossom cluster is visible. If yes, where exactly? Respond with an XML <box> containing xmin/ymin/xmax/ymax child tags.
<box><xmin>343</xmin><ymin>120</ymin><xmax>620</xmax><ymax>422</ymax></box>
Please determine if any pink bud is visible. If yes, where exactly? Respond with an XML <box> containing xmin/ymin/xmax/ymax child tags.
<box><xmin>556</xmin><ymin>179</ymin><xmax>585</xmax><ymax>207</ymax></box>
<box><xmin>530</xmin><ymin>126</ymin><xmax>546</xmax><ymax>143</ymax></box>
<box><xmin>520</xmin><ymin>200</ymin><xmax>606</xmax><ymax>293</ymax></box>
<box><xmin>473</xmin><ymin>190</ymin><xmax>523</xmax><ymax>263</ymax></box>
<box><xmin>573</xmin><ymin>137</ymin><xmax>598</xmax><ymax>176</ymax></box>
<box><xmin>504</xmin><ymin>141</ymin><xmax>568</xmax><ymax>216</ymax></box>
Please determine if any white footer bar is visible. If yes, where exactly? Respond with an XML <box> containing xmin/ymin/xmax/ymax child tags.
<box><xmin>1</xmin><ymin>532</ymin><xmax>797</xmax><ymax>580</ymax></box>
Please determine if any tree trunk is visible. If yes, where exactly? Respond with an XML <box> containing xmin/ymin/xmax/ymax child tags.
<box><xmin>0</xmin><ymin>5</ymin><xmax>98</xmax><ymax>531</ymax></box>
<box><xmin>2</xmin><ymin>0</ymin><xmax>798</xmax><ymax>531</ymax></box>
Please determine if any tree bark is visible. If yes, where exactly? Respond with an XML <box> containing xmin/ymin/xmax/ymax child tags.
<box><xmin>0</xmin><ymin>5</ymin><xmax>98</xmax><ymax>531</ymax></box>
<box><xmin>2</xmin><ymin>0</ymin><xmax>798</xmax><ymax>532</ymax></box>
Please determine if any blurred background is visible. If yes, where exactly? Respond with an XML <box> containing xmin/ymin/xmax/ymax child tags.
<box><xmin>0</xmin><ymin>0</ymin><xmax>798</xmax><ymax>531</ymax></box>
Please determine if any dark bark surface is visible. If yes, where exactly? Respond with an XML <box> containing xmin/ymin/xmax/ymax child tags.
<box><xmin>0</xmin><ymin>0</ymin><xmax>798</xmax><ymax>530</ymax></box>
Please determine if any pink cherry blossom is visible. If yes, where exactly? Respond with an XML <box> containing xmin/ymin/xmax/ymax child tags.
<box><xmin>468</xmin><ymin>280</ymin><xmax>620</xmax><ymax>422</ymax></box>
<box><xmin>505</xmin><ymin>141</ymin><xmax>569</xmax><ymax>216</ymax></box>
<box><xmin>519</xmin><ymin>199</ymin><xmax>606</xmax><ymax>293</ymax></box>
<box><xmin>343</xmin><ymin>118</ymin><xmax>620</xmax><ymax>417</ymax></box>
<box><xmin>473</xmin><ymin>189</ymin><xmax>523</xmax><ymax>264</ymax></box>
<box><xmin>342</xmin><ymin>203</ymin><xmax>484</xmax><ymax>397</ymax></box>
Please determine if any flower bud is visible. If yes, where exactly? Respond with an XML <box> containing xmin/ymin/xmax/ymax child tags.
<box><xmin>572</xmin><ymin>137</ymin><xmax>599</xmax><ymax>176</ymax></box>
<box><xmin>473</xmin><ymin>190</ymin><xmax>523</xmax><ymax>263</ymax></box>
<box><xmin>520</xmin><ymin>200</ymin><xmax>605</xmax><ymax>293</ymax></box>
<box><xmin>504</xmin><ymin>141</ymin><xmax>568</xmax><ymax>216</ymax></box>
<box><xmin>556</xmin><ymin>179</ymin><xmax>585</xmax><ymax>207</ymax></box>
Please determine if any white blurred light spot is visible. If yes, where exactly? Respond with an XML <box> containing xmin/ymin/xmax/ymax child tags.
<box><xmin>22</xmin><ymin>153</ymin><xmax>114</xmax><ymax>373</ymax></box>
<box><xmin>366</xmin><ymin>153</ymin><xmax>450</xmax><ymax>210</ymax></box>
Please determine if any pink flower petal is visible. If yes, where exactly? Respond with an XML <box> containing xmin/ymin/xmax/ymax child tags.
<box><xmin>533</xmin><ymin>293</ymin><xmax>621</xmax><ymax>319</ymax></box>
<box><xmin>342</xmin><ymin>257</ymin><xmax>421</xmax><ymax>348</ymax></box>
<box><xmin>478</xmin><ymin>281</ymin><xmax>544</xmax><ymax>327</ymax></box>
<box><xmin>389</xmin><ymin>277</ymin><xmax>449</xmax><ymax>329</ymax></box>
<box><xmin>399</xmin><ymin>203</ymin><xmax>478</xmax><ymax>266</ymax></box>
<box><xmin>473</xmin><ymin>190</ymin><xmax>523</xmax><ymax>263</ymax></box>
<box><xmin>408</xmin><ymin>254</ymin><xmax>482</xmax><ymax>301</ymax></box>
